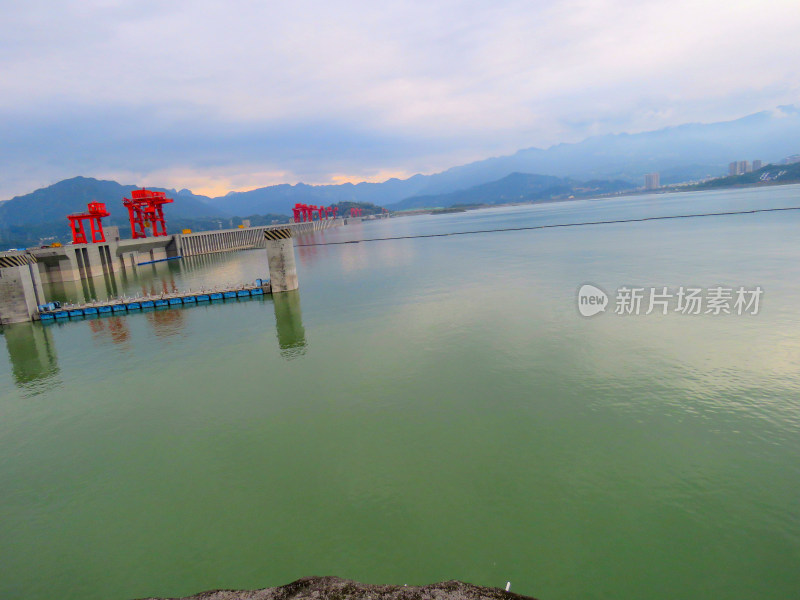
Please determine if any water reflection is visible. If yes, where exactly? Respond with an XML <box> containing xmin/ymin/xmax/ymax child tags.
<box><xmin>145</xmin><ymin>307</ymin><xmax>186</xmax><ymax>338</ymax></box>
<box><xmin>42</xmin><ymin>261</ymin><xmax>182</xmax><ymax>305</ymax></box>
<box><xmin>88</xmin><ymin>317</ymin><xmax>131</xmax><ymax>346</ymax></box>
<box><xmin>273</xmin><ymin>290</ymin><xmax>307</xmax><ymax>359</ymax></box>
<box><xmin>139</xmin><ymin>272</ymin><xmax>179</xmax><ymax>297</ymax></box>
<box><xmin>1</xmin><ymin>322</ymin><xmax>59</xmax><ymax>392</ymax></box>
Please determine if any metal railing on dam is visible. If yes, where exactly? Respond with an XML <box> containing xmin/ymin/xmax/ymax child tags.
<box><xmin>178</xmin><ymin>219</ymin><xmax>341</xmax><ymax>257</ymax></box>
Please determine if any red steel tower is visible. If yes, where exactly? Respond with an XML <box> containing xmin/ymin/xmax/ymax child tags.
<box><xmin>68</xmin><ymin>202</ymin><xmax>111</xmax><ymax>244</ymax></box>
<box><xmin>123</xmin><ymin>189</ymin><xmax>174</xmax><ymax>239</ymax></box>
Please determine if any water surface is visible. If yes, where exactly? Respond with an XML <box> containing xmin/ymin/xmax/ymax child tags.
<box><xmin>2</xmin><ymin>186</ymin><xmax>799</xmax><ymax>600</ymax></box>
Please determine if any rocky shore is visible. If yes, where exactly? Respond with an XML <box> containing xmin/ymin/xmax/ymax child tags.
<box><xmin>137</xmin><ymin>576</ymin><xmax>538</xmax><ymax>600</ymax></box>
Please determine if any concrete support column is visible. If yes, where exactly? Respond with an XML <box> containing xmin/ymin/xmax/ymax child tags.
<box><xmin>0</xmin><ymin>263</ymin><xmax>45</xmax><ymax>325</ymax></box>
<box><xmin>265</xmin><ymin>231</ymin><xmax>298</xmax><ymax>293</ymax></box>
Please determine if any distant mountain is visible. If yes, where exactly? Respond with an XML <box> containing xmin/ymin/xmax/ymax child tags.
<box><xmin>406</xmin><ymin>106</ymin><xmax>800</xmax><ymax>195</ymax></box>
<box><xmin>207</xmin><ymin>105</ymin><xmax>800</xmax><ymax>214</ymax></box>
<box><xmin>0</xmin><ymin>177</ymin><xmax>232</xmax><ymax>247</ymax></box>
<box><xmin>3</xmin><ymin>106</ymin><xmax>799</xmax><ymax>228</ymax></box>
<box><xmin>388</xmin><ymin>173</ymin><xmax>635</xmax><ymax>210</ymax></box>
<box><xmin>0</xmin><ymin>176</ymin><xmax>225</xmax><ymax>227</ymax></box>
<box><xmin>207</xmin><ymin>175</ymin><xmax>430</xmax><ymax>216</ymax></box>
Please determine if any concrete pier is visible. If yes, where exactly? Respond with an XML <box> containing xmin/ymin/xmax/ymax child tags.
<box><xmin>0</xmin><ymin>253</ymin><xmax>45</xmax><ymax>325</ymax></box>
<box><xmin>264</xmin><ymin>229</ymin><xmax>298</xmax><ymax>292</ymax></box>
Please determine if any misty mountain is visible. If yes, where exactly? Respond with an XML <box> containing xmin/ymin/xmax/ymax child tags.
<box><xmin>3</xmin><ymin>106</ymin><xmax>799</xmax><ymax>225</ymax></box>
<box><xmin>206</xmin><ymin>175</ymin><xmax>430</xmax><ymax>216</ymax></box>
<box><xmin>408</xmin><ymin>106</ymin><xmax>800</xmax><ymax>196</ymax></box>
<box><xmin>208</xmin><ymin>105</ymin><xmax>800</xmax><ymax>214</ymax></box>
<box><xmin>388</xmin><ymin>173</ymin><xmax>635</xmax><ymax>210</ymax></box>
<box><xmin>0</xmin><ymin>176</ymin><xmax>225</xmax><ymax>227</ymax></box>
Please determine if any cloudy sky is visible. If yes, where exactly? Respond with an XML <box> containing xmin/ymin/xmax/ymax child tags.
<box><xmin>1</xmin><ymin>0</ymin><xmax>798</xmax><ymax>199</ymax></box>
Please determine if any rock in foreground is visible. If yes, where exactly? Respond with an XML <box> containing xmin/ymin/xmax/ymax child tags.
<box><xmin>137</xmin><ymin>575</ymin><xmax>538</xmax><ymax>600</ymax></box>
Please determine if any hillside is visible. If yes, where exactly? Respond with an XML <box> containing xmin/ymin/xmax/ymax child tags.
<box><xmin>687</xmin><ymin>161</ymin><xmax>800</xmax><ymax>190</ymax></box>
<box><xmin>389</xmin><ymin>173</ymin><xmax>634</xmax><ymax>210</ymax></box>
<box><xmin>0</xmin><ymin>177</ymin><xmax>229</xmax><ymax>248</ymax></box>
<box><xmin>0</xmin><ymin>176</ymin><xmax>225</xmax><ymax>227</ymax></box>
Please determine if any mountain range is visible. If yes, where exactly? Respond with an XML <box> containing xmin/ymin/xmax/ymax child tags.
<box><xmin>1</xmin><ymin>105</ymin><xmax>799</xmax><ymax>244</ymax></box>
<box><xmin>200</xmin><ymin>104</ymin><xmax>800</xmax><ymax>214</ymax></box>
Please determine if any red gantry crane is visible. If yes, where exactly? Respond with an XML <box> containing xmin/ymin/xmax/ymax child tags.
<box><xmin>68</xmin><ymin>202</ymin><xmax>111</xmax><ymax>244</ymax></box>
<box><xmin>123</xmin><ymin>189</ymin><xmax>174</xmax><ymax>239</ymax></box>
<box><xmin>292</xmin><ymin>203</ymin><xmax>341</xmax><ymax>222</ymax></box>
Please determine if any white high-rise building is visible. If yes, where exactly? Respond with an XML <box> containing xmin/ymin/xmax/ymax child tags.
<box><xmin>644</xmin><ymin>172</ymin><xmax>660</xmax><ymax>190</ymax></box>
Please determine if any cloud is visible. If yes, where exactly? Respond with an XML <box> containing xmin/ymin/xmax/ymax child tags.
<box><xmin>1</xmin><ymin>0</ymin><xmax>799</xmax><ymax>198</ymax></box>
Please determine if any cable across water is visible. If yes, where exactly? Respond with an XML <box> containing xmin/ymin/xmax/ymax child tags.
<box><xmin>294</xmin><ymin>205</ymin><xmax>800</xmax><ymax>247</ymax></box>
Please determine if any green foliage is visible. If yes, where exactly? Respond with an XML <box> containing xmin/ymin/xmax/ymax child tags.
<box><xmin>330</xmin><ymin>201</ymin><xmax>387</xmax><ymax>216</ymax></box>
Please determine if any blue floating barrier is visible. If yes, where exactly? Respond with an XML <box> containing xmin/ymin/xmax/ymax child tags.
<box><xmin>181</xmin><ymin>296</ymin><xmax>197</xmax><ymax>304</ymax></box>
<box><xmin>155</xmin><ymin>299</ymin><xmax>169</xmax><ymax>308</ymax></box>
<box><xmin>40</xmin><ymin>313</ymin><xmax>55</xmax><ymax>320</ymax></box>
<box><xmin>210</xmin><ymin>292</ymin><xmax>223</xmax><ymax>301</ymax></box>
<box><xmin>141</xmin><ymin>300</ymin><xmax>155</xmax><ymax>308</ymax></box>
<box><xmin>251</xmin><ymin>288</ymin><xmax>264</xmax><ymax>295</ymax></box>
<box><xmin>112</xmin><ymin>304</ymin><xmax>126</xmax><ymax>312</ymax></box>
<box><xmin>98</xmin><ymin>305</ymin><xmax>112</xmax><ymax>314</ymax></box>
<box><xmin>127</xmin><ymin>302</ymin><xmax>141</xmax><ymax>310</ymax></box>
<box><xmin>196</xmin><ymin>294</ymin><xmax>210</xmax><ymax>302</ymax></box>
<box><xmin>84</xmin><ymin>307</ymin><xmax>98</xmax><ymax>315</ymax></box>
<box><xmin>223</xmin><ymin>291</ymin><xmax>236</xmax><ymax>299</ymax></box>
<box><xmin>69</xmin><ymin>309</ymin><xmax>84</xmax><ymax>318</ymax></box>
<box><xmin>236</xmin><ymin>289</ymin><xmax>251</xmax><ymax>297</ymax></box>
<box><xmin>54</xmin><ymin>311</ymin><xmax>69</xmax><ymax>319</ymax></box>
<box><xmin>168</xmin><ymin>297</ymin><xmax>182</xmax><ymax>305</ymax></box>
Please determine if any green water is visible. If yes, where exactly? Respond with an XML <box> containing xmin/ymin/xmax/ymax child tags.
<box><xmin>2</xmin><ymin>186</ymin><xmax>800</xmax><ymax>600</ymax></box>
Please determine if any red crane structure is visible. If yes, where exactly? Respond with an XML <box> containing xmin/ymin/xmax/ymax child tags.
<box><xmin>292</xmin><ymin>203</ymin><xmax>340</xmax><ymax>223</ymax></box>
<box><xmin>292</xmin><ymin>203</ymin><xmax>314</xmax><ymax>223</ymax></box>
<box><xmin>68</xmin><ymin>202</ymin><xmax>111</xmax><ymax>244</ymax></box>
<box><xmin>123</xmin><ymin>189</ymin><xmax>174</xmax><ymax>239</ymax></box>
<box><xmin>350</xmin><ymin>207</ymin><xmax>363</xmax><ymax>217</ymax></box>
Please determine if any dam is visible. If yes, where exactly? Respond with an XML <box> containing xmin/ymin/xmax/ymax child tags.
<box><xmin>0</xmin><ymin>217</ymin><xmax>343</xmax><ymax>325</ymax></box>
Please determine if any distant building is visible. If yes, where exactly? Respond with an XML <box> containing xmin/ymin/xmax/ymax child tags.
<box><xmin>730</xmin><ymin>160</ymin><xmax>750</xmax><ymax>175</ymax></box>
<box><xmin>752</xmin><ymin>160</ymin><xmax>762</xmax><ymax>171</ymax></box>
<box><xmin>644</xmin><ymin>172</ymin><xmax>660</xmax><ymax>190</ymax></box>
